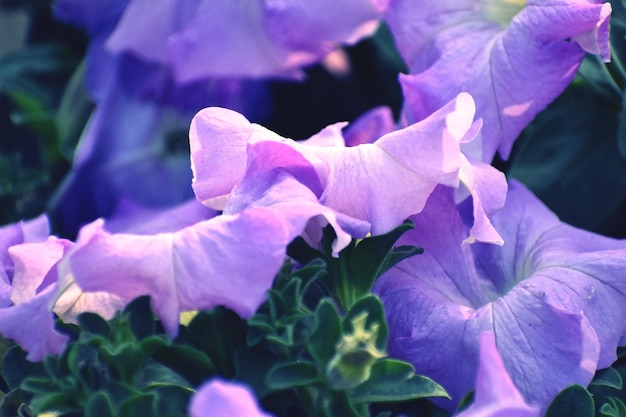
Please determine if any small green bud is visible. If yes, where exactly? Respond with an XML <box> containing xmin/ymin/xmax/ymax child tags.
<box><xmin>326</xmin><ymin>312</ymin><xmax>386</xmax><ymax>390</ymax></box>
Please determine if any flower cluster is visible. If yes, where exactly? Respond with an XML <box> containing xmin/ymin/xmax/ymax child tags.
<box><xmin>0</xmin><ymin>0</ymin><xmax>624</xmax><ymax>416</ymax></box>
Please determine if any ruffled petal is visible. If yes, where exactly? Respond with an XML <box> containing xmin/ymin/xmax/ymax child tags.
<box><xmin>61</xmin><ymin>175</ymin><xmax>367</xmax><ymax>337</ymax></box>
<box><xmin>191</xmin><ymin>93</ymin><xmax>479</xmax><ymax>237</ymax></box>
<box><xmin>393</xmin><ymin>0</ymin><xmax>612</xmax><ymax>162</ymax></box>
<box><xmin>374</xmin><ymin>180</ymin><xmax>626</xmax><ymax>411</ymax></box>
<box><xmin>454</xmin><ymin>332</ymin><xmax>540</xmax><ymax>417</ymax></box>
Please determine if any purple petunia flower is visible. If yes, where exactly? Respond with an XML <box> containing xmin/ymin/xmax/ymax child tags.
<box><xmin>57</xmin><ymin>177</ymin><xmax>368</xmax><ymax>337</ymax></box>
<box><xmin>190</xmin><ymin>93</ymin><xmax>506</xmax><ymax>245</ymax></box>
<box><xmin>108</xmin><ymin>0</ymin><xmax>386</xmax><ymax>81</ymax></box>
<box><xmin>454</xmin><ymin>332</ymin><xmax>539</xmax><ymax>417</ymax></box>
<box><xmin>51</xmin><ymin>0</ymin><xmax>385</xmax><ymax>235</ymax></box>
<box><xmin>385</xmin><ymin>0</ymin><xmax>611</xmax><ymax>162</ymax></box>
<box><xmin>0</xmin><ymin>216</ymin><xmax>71</xmax><ymax>361</ymax></box>
<box><xmin>374</xmin><ymin>180</ymin><xmax>626</xmax><ymax>411</ymax></box>
<box><xmin>189</xmin><ymin>379</ymin><xmax>273</xmax><ymax>417</ymax></box>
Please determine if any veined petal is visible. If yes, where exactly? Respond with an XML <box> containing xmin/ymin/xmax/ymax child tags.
<box><xmin>454</xmin><ymin>332</ymin><xmax>541</xmax><ymax>417</ymax></box>
<box><xmin>375</xmin><ymin>180</ymin><xmax>625</xmax><ymax>411</ymax></box>
<box><xmin>0</xmin><ymin>237</ymin><xmax>72</xmax><ymax>361</ymax></box>
<box><xmin>61</xmin><ymin>176</ymin><xmax>367</xmax><ymax>337</ymax></box>
<box><xmin>392</xmin><ymin>0</ymin><xmax>612</xmax><ymax>162</ymax></box>
<box><xmin>191</xmin><ymin>93</ymin><xmax>475</xmax><ymax>237</ymax></box>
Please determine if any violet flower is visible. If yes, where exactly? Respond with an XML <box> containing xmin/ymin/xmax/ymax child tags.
<box><xmin>0</xmin><ymin>216</ymin><xmax>70</xmax><ymax>361</ymax></box>
<box><xmin>52</xmin><ymin>198</ymin><xmax>215</xmax><ymax>326</ymax></box>
<box><xmin>57</xmin><ymin>177</ymin><xmax>368</xmax><ymax>337</ymax></box>
<box><xmin>51</xmin><ymin>0</ymin><xmax>385</xmax><ymax>235</ymax></box>
<box><xmin>109</xmin><ymin>0</ymin><xmax>385</xmax><ymax>81</ymax></box>
<box><xmin>385</xmin><ymin>0</ymin><xmax>611</xmax><ymax>162</ymax></box>
<box><xmin>189</xmin><ymin>379</ymin><xmax>272</xmax><ymax>417</ymax></box>
<box><xmin>190</xmin><ymin>93</ymin><xmax>506</xmax><ymax>245</ymax></box>
<box><xmin>51</xmin><ymin>79</ymin><xmax>200</xmax><ymax>235</ymax></box>
<box><xmin>374</xmin><ymin>180</ymin><xmax>626</xmax><ymax>411</ymax></box>
<box><xmin>455</xmin><ymin>332</ymin><xmax>539</xmax><ymax>417</ymax></box>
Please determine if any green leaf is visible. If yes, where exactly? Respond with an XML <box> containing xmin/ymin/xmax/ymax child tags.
<box><xmin>234</xmin><ymin>346</ymin><xmax>280</xmax><ymax>398</ymax></box>
<box><xmin>76</xmin><ymin>313</ymin><xmax>111</xmax><ymax>339</ymax></box>
<box><xmin>600</xmin><ymin>397</ymin><xmax>626</xmax><ymax>417</ymax></box>
<box><xmin>0</xmin><ymin>388</ymin><xmax>26</xmax><ymax>417</ymax></box>
<box><xmin>349</xmin><ymin>220</ymin><xmax>418</xmax><ymax>298</ymax></box>
<box><xmin>124</xmin><ymin>295</ymin><xmax>156</xmax><ymax>340</ymax></box>
<box><xmin>590</xmin><ymin>367</ymin><xmax>623</xmax><ymax>390</ymax></box>
<box><xmin>151</xmin><ymin>346</ymin><xmax>215</xmax><ymax>387</ymax></box>
<box><xmin>325</xmin><ymin>391</ymin><xmax>361</xmax><ymax>417</ymax></box>
<box><xmin>308</xmin><ymin>299</ymin><xmax>342</xmax><ymax>366</ymax></box>
<box><xmin>186</xmin><ymin>307</ymin><xmax>246</xmax><ymax>377</ymax></box>
<box><xmin>545</xmin><ymin>385</ymin><xmax>594</xmax><ymax>417</ymax></box>
<box><xmin>99</xmin><ymin>343</ymin><xmax>144</xmax><ymax>383</ymax></box>
<box><xmin>118</xmin><ymin>394</ymin><xmax>155</xmax><ymax>417</ymax></box>
<box><xmin>150</xmin><ymin>385</ymin><xmax>193</xmax><ymax>416</ymax></box>
<box><xmin>266</xmin><ymin>361</ymin><xmax>319</xmax><ymax>390</ymax></box>
<box><xmin>354</xmin><ymin>358</ymin><xmax>414</xmax><ymax>390</ymax></box>
<box><xmin>3</xmin><ymin>346</ymin><xmax>45</xmax><ymax>390</ymax></box>
<box><xmin>29</xmin><ymin>392</ymin><xmax>81</xmax><ymax>414</ymax></box>
<box><xmin>85</xmin><ymin>392</ymin><xmax>115</xmax><ymax>417</ymax></box>
<box><xmin>19</xmin><ymin>378</ymin><xmax>58</xmax><ymax>395</ymax></box>
<box><xmin>380</xmin><ymin>245</ymin><xmax>424</xmax><ymax>273</ymax></box>
<box><xmin>351</xmin><ymin>374</ymin><xmax>449</xmax><ymax>404</ymax></box>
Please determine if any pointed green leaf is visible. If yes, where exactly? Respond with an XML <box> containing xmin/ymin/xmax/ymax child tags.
<box><xmin>124</xmin><ymin>295</ymin><xmax>156</xmax><ymax>340</ymax></box>
<box><xmin>354</xmin><ymin>358</ymin><xmax>414</xmax><ymax>391</ymax></box>
<box><xmin>151</xmin><ymin>345</ymin><xmax>215</xmax><ymax>387</ymax></box>
<box><xmin>186</xmin><ymin>307</ymin><xmax>246</xmax><ymax>378</ymax></box>
<box><xmin>266</xmin><ymin>361</ymin><xmax>319</xmax><ymax>390</ymax></box>
<box><xmin>308</xmin><ymin>299</ymin><xmax>342</xmax><ymax>366</ymax></box>
<box><xmin>380</xmin><ymin>245</ymin><xmax>423</xmax><ymax>273</ymax></box>
<box><xmin>347</xmin><ymin>220</ymin><xmax>418</xmax><ymax>300</ymax></box>
<box><xmin>590</xmin><ymin>367</ymin><xmax>623</xmax><ymax>390</ymax></box>
<box><xmin>3</xmin><ymin>346</ymin><xmax>45</xmax><ymax>390</ymax></box>
<box><xmin>545</xmin><ymin>385</ymin><xmax>594</xmax><ymax>417</ymax></box>
<box><xmin>29</xmin><ymin>392</ymin><xmax>80</xmax><ymax>414</ymax></box>
<box><xmin>76</xmin><ymin>313</ymin><xmax>111</xmax><ymax>339</ymax></box>
<box><xmin>351</xmin><ymin>374</ymin><xmax>448</xmax><ymax>403</ymax></box>
<box><xmin>325</xmin><ymin>391</ymin><xmax>361</xmax><ymax>417</ymax></box>
<box><xmin>85</xmin><ymin>392</ymin><xmax>114</xmax><ymax>417</ymax></box>
<box><xmin>600</xmin><ymin>397</ymin><xmax>626</xmax><ymax>417</ymax></box>
<box><xmin>150</xmin><ymin>385</ymin><xmax>193</xmax><ymax>416</ymax></box>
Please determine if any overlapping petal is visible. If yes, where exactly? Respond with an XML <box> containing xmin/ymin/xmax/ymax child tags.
<box><xmin>59</xmin><ymin>175</ymin><xmax>368</xmax><ymax>337</ymax></box>
<box><xmin>374</xmin><ymin>180</ymin><xmax>626</xmax><ymax>411</ymax></box>
<box><xmin>388</xmin><ymin>0</ymin><xmax>611</xmax><ymax>162</ymax></box>
<box><xmin>454</xmin><ymin>332</ymin><xmax>540</xmax><ymax>417</ymax></box>
<box><xmin>166</xmin><ymin>0</ymin><xmax>383</xmax><ymax>81</ymax></box>
<box><xmin>0</xmin><ymin>237</ymin><xmax>72</xmax><ymax>361</ymax></box>
<box><xmin>191</xmin><ymin>93</ymin><xmax>506</xmax><ymax>241</ymax></box>
<box><xmin>0</xmin><ymin>215</ymin><xmax>49</xmax><ymax>304</ymax></box>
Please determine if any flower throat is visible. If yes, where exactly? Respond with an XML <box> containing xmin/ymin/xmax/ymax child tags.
<box><xmin>480</xmin><ymin>0</ymin><xmax>526</xmax><ymax>26</ymax></box>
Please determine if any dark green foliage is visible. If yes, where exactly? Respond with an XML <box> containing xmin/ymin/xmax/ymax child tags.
<box><xmin>12</xmin><ymin>297</ymin><xmax>195</xmax><ymax>417</ymax></box>
<box><xmin>546</xmin><ymin>385</ymin><xmax>595</xmax><ymax>417</ymax></box>
<box><xmin>288</xmin><ymin>219</ymin><xmax>423</xmax><ymax>311</ymax></box>
<box><xmin>241</xmin><ymin>259</ymin><xmax>447</xmax><ymax>417</ymax></box>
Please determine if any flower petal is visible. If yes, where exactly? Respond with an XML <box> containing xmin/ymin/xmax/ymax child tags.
<box><xmin>190</xmin><ymin>379</ymin><xmax>272</xmax><ymax>417</ymax></box>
